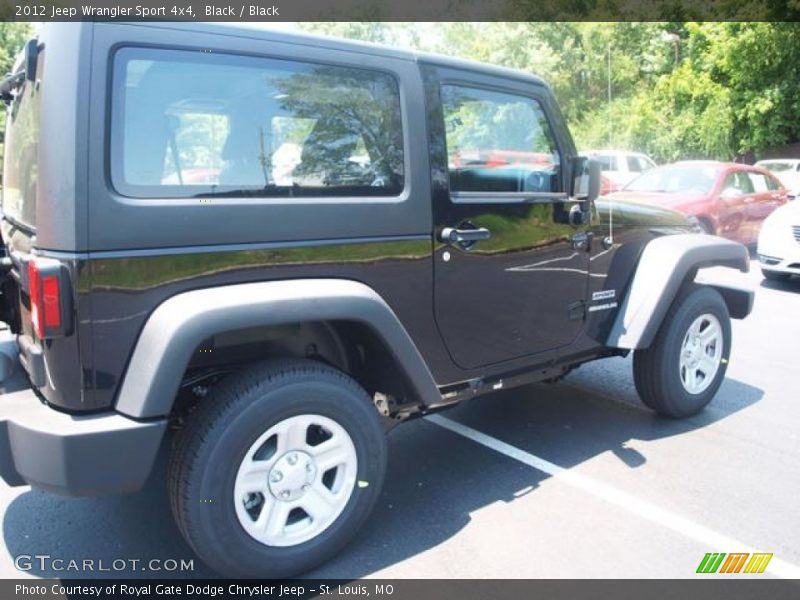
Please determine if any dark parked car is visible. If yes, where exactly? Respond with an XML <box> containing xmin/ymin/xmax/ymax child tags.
<box><xmin>610</xmin><ymin>161</ymin><xmax>788</xmax><ymax>244</ymax></box>
<box><xmin>0</xmin><ymin>23</ymin><xmax>752</xmax><ymax>578</ymax></box>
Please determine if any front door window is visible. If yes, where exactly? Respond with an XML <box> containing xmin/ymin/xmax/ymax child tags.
<box><xmin>441</xmin><ymin>85</ymin><xmax>561</xmax><ymax>197</ymax></box>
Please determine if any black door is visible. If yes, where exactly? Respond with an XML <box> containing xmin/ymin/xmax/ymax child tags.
<box><xmin>424</xmin><ymin>67</ymin><xmax>590</xmax><ymax>370</ymax></box>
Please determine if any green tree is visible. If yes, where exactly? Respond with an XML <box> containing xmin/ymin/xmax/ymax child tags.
<box><xmin>0</xmin><ymin>23</ymin><xmax>33</xmax><ymax>169</ymax></box>
<box><xmin>298</xmin><ymin>22</ymin><xmax>422</xmax><ymax>47</ymax></box>
<box><xmin>0</xmin><ymin>23</ymin><xmax>31</xmax><ymax>76</ymax></box>
<box><xmin>299</xmin><ymin>21</ymin><xmax>800</xmax><ymax>161</ymax></box>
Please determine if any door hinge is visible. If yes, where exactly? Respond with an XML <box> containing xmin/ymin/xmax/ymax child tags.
<box><xmin>571</xmin><ymin>231</ymin><xmax>593</xmax><ymax>251</ymax></box>
<box><xmin>567</xmin><ymin>300</ymin><xmax>586</xmax><ymax>321</ymax></box>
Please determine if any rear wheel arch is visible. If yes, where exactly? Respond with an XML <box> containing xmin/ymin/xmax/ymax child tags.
<box><xmin>185</xmin><ymin>320</ymin><xmax>355</xmax><ymax>381</ymax></box>
<box><xmin>184</xmin><ymin>319</ymin><xmax>426</xmax><ymax>408</ymax></box>
<box><xmin>115</xmin><ymin>279</ymin><xmax>441</xmax><ymax>419</ymax></box>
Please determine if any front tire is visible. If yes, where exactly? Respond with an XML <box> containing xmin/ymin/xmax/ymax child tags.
<box><xmin>168</xmin><ymin>359</ymin><xmax>387</xmax><ymax>578</ymax></box>
<box><xmin>633</xmin><ymin>284</ymin><xmax>731</xmax><ymax>418</ymax></box>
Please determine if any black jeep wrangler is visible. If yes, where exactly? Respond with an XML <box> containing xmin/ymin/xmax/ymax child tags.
<box><xmin>0</xmin><ymin>23</ymin><xmax>752</xmax><ymax>578</ymax></box>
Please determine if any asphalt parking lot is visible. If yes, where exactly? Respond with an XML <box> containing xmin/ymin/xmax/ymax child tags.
<box><xmin>1</xmin><ymin>258</ymin><xmax>799</xmax><ymax>580</ymax></box>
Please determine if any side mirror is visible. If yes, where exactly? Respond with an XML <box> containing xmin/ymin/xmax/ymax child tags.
<box><xmin>570</xmin><ymin>156</ymin><xmax>601</xmax><ymax>212</ymax></box>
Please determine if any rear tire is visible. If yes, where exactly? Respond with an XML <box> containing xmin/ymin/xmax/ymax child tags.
<box><xmin>633</xmin><ymin>284</ymin><xmax>730</xmax><ymax>418</ymax></box>
<box><xmin>168</xmin><ymin>359</ymin><xmax>387</xmax><ymax>578</ymax></box>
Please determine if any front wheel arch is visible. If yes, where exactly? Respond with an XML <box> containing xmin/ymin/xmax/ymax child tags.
<box><xmin>605</xmin><ymin>234</ymin><xmax>750</xmax><ymax>350</ymax></box>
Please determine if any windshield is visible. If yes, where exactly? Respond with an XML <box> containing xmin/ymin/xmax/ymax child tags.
<box><xmin>625</xmin><ymin>165</ymin><xmax>720</xmax><ymax>195</ymax></box>
<box><xmin>756</xmin><ymin>161</ymin><xmax>796</xmax><ymax>173</ymax></box>
<box><xmin>1</xmin><ymin>47</ymin><xmax>42</xmax><ymax>228</ymax></box>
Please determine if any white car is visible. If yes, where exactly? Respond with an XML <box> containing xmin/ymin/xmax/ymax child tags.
<box><xmin>754</xmin><ymin>159</ymin><xmax>800</xmax><ymax>199</ymax></box>
<box><xmin>757</xmin><ymin>199</ymin><xmax>800</xmax><ymax>281</ymax></box>
<box><xmin>583</xmin><ymin>149</ymin><xmax>657</xmax><ymax>191</ymax></box>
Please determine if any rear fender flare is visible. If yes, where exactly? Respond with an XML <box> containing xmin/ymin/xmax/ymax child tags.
<box><xmin>115</xmin><ymin>279</ymin><xmax>441</xmax><ymax>418</ymax></box>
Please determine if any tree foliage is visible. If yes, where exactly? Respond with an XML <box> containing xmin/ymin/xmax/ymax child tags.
<box><xmin>0</xmin><ymin>23</ymin><xmax>33</xmax><ymax>167</ymax></box>
<box><xmin>299</xmin><ymin>21</ymin><xmax>800</xmax><ymax>162</ymax></box>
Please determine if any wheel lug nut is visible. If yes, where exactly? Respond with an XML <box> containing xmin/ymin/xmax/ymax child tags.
<box><xmin>270</xmin><ymin>471</ymin><xmax>283</xmax><ymax>483</ymax></box>
<box><xmin>302</xmin><ymin>484</ymin><xmax>310</xmax><ymax>492</ymax></box>
<box><xmin>280</xmin><ymin>490</ymin><xmax>291</xmax><ymax>499</ymax></box>
<box><xmin>287</xmin><ymin>453</ymin><xmax>298</xmax><ymax>465</ymax></box>
<box><xmin>305</xmin><ymin>463</ymin><xmax>312</xmax><ymax>472</ymax></box>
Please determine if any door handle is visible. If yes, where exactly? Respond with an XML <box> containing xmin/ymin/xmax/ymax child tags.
<box><xmin>440</xmin><ymin>227</ymin><xmax>491</xmax><ymax>245</ymax></box>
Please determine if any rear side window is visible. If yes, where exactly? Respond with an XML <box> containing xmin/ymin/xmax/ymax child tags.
<box><xmin>765</xmin><ymin>174</ymin><xmax>782</xmax><ymax>191</ymax></box>
<box><xmin>2</xmin><ymin>48</ymin><xmax>44</xmax><ymax>227</ymax></box>
<box><xmin>626</xmin><ymin>156</ymin><xmax>642</xmax><ymax>172</ymax></box>
<box><xmin>721</xmin><ymin>171</ymin><xmax>755</xmax><ymax>195</ymax></box>
<box><xmin>441</xmin><ymin>85</ymin><xmax>561</xmax><ymax>195</ymax></box>
<box><xmin>110</xmin><ymin>48</ymin><xmax>405</xmax><ymax>199</ymax></box>
<box><xmin>747</xmin><ymin>172</ymin><xmax>769</xmax><ymax>193</ymax></box>
<box><xmin>628</xmin><ymin>155</ymin><xmax>654</xmax><ymax>172</ymax></box>
<box><xmin>594</xmin><ymin>154</ymin><xmax>616</xmax><ymax>171</ymax></box>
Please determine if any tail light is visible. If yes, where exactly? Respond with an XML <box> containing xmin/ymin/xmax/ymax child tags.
<box><xmin>26</xmin><ymin>258</ymin><xmax>71</xmax><ymax>339</ymax></box>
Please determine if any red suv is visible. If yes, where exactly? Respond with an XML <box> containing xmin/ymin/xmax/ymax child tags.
<box><xmin>609</xmin><ymin>161</ymin><xmax>788</xmax><ymax>244</ymax></box>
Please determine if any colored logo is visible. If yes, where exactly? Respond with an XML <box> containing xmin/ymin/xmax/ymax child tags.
<box><xmin>696</xmin><ymin>552</ymin><xmax>773</xmax><ymax>574</ymax></box>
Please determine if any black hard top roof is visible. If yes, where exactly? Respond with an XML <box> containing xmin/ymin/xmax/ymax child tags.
<box><xmin>110</xmin><ymin>21</ymin><xmax>550</xmax><ymax>89</ymax></box>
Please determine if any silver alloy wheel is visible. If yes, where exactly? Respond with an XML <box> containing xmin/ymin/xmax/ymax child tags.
<box><xmin>233</xmin><ymin>414</ymin><xmax>357</xmax><ymax>547</ymax></box>
<box><xmin>679</xmin><ymin>313</ymin><xmax>723</xmax><ymax>395</ymax></box>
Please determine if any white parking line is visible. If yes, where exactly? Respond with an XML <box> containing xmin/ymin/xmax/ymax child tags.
<box><xmin>426</xmin><ymin>414</ymin><xmax>800</xmax><ymax>579</ymax></box>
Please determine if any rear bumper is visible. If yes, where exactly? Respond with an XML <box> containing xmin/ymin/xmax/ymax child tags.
<box><xmin>0</xmin><ymin>336</ymin><xmax>167</xmax><ymax>496</ymax></box>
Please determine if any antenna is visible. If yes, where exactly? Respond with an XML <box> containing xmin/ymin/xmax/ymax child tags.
<box><xmin>607</xmin><ymin>44</ymin><xmax>614</xmax><ymax>245</ymax></box>
<box><xmin>607</xmin><ymin>44</ymin><xmax>612</xmax><ymax>148</ymax></box>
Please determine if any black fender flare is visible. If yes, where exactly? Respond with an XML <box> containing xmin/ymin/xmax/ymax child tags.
<box><xmin>115</xmin><ymin>279</ymin><xmax>441</xmax><ymax>418</ymax></box>
<box><xmin>606</xmin><ymin>234</ymin><xmax>752</xmax><ymax>350</ymax></box>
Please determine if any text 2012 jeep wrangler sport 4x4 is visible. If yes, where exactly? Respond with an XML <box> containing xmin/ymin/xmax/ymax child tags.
<box><xmin>0</xmin><ymin>23</ymin><xmax>752</xmax><ymax>577</ymax></box>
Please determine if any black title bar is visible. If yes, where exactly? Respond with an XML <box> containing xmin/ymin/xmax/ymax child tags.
<box><xmin>5</xmin><ymin>580</ymin><xmax>800</xmax><ymax>600</ymax></box>
<box><xmin>1</xmin><ymin>0</ymin><xmax>800</xmax><ymax>22</ymax></box>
